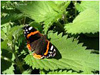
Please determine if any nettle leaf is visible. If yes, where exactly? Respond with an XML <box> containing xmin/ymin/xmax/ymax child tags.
<box><xmin>75</xmin><ymin>1</ymin><xmax>99</xmax><ymax>12</ymax></box>
<box><xmin>53</xmin><ymin>1</ymin><xmax>65</xmax><ymax>5</ymax></box>
<box><xmin>1</xmin><ymin>58</ymin><xmax>12</xmax><ymax>74</ymax></box>
<box><xmin>1</xmin><ymin>23</ymin><xmax>11</xmax><ymax>34</ymax></box>
<box><xmin>7</xmin><ymin>25</ymin><xmax>23</xmax><ymax>40</ymax></box>
<box><xmin>1</xmin><ymin>13</ymin><xmax>24</xmax><ymax>25</ymax></box>
<box><xmin>40</xmin><ymin>70</ymin><xmax>81</xmax><ymax>74</ymax></box>
<box><xmin>64</xmin><ymin>8</ymin><xmax>99</xmax><ymax>34</ymax></box>
<box><xmin>1</xmin><ymin>40</ymin><xmax>15</xmax><ymax>74</ymax></box>
<box><xmin>1</xmin><ymin>1</ymin><xmax>7</xmax><ymax>6</ymax></box>
<box><xmin>1</xmin><ymin>23</ymin><xmax>12</xmax><ymax>40</ymax></box>
<box><xmin>2</xmin><ymin>54</ymin><xmax>15</xmax><ymax>74</ymax></box>
<box><xmin>2</xmin><ymin>63</ymin><xmax>14</xmax><ymax>74</ymax></box>
<box><xmin>22</xmin><ymin>69</ymin><xmax>32</xmax><ymax>74</ymax></box>
<box><xmin>30</xmin><ymin>21</ymin><xmax>42</xmax><ymax>33</ymax></box>
<box><xmin>1</xmin><ymin>30</ymin><xmax>7</xmax><ymax>40</ymax></box>
<box><xmin>1</xmin><ymin>40</ymin><xmax>9</xmax><ymax>51</ymax></box>
<box><xmin>1</xmin><ymin>24</ymin><xmax>23</xmax><ymax>41</ymax></box>
<box><xmin>1</xmin><ymin>25</ymin><xmax>23</xmax><ymax>74</ymax></box>
<box><xmin>15</xmin><ymin>1</ymin><xmax>70</xmax><ymax>33</ymax></box>
<box><xmin>24</xmin><ymin>32</ymin><xmax>99</xmax><ymax>73</ymax></box>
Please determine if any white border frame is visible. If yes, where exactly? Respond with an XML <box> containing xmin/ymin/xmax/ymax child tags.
<box><xmin>0</xmin><ymin>0</ymin><xmax>100</xmax><ymax>75</ymax></box>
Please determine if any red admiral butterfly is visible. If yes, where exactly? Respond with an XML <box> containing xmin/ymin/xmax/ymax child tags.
<box><xmin>23</xmin><ymin>25</ymin><xmax>56</xmax><ymax>59</ymax></box>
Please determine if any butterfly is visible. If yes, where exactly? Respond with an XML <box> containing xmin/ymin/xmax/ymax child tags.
<box><xmin>23</xmin><ymin>25</ymin><xmax>56</xmax><ymax>59</ymax></box>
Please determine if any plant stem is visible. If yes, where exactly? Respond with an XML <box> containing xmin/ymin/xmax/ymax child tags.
<box><xmin>1</xmin><ymin>56</ymin><xmax>14</xmax><ymax>63</ymax></box>
<box><xmin>55</xmin><ymin>21</ymin><xmax>64</xmax><ymax>32</ymax></box>
<box><xmin>74</xmin><ymin>2</ymin><xmax>77</xmax><ymax>17</ymax></box>
<box><xmin>12</xmin><ymin>39</ymin><xmax>24</xmax><ymax>73</ymax></box>
<box><xmin>63</xmin><ymin>12</ymin><xmax>68</xmax><ymax>24</ymax></box>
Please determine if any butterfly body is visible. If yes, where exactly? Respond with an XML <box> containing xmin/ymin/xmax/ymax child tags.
<box><xmin>23</xmin><ymin>25</ymin><xmax>56</xmax><ymax>59</ymax></box>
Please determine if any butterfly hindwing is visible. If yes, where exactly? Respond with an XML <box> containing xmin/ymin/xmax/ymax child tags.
<box><xmin>30</xmin><ymin>35</ymin><xmax>47</xmax><ymax>55</ymax></box>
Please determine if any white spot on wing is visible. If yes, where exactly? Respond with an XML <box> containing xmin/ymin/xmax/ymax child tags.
<box><xmin>25</xmin><ymin>29</ymin><xmax>28</xmax><ymax>31</ymax></box>
<box><xmin>28</xmin><ymin>27</ymin><xmax>33</xmax><ymax>30</ymax></box>
<box><xmin>50</xmin><ymin>45</ymin><xmax>53</xmax><ymax>50</ymax></box>
<box><xmin>54</xmin><ymin>49</ymin><xmax>56</xmax><ymax>52</ymax></box>
<box><xmin>53</xmin><ymin>53</ymin><xmax>56</xmax><ymax>57</ymax></box>
<box><xmin>48</xmin><ymin>51</ymin><xmax>52</xmax><ymax>54</ymax></box>
<box><xmin>49</xmin><ymin>54</ymin><xmax>52</xmax><ymax>57</ymax></box>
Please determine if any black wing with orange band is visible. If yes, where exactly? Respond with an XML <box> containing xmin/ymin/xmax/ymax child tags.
<box><xmin>23</xmin><ymin>25</ymin><xmax>56</xmax><ymax>59</ymax></box>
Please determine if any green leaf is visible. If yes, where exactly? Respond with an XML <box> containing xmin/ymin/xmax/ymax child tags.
<box><xmin>7</xmin><ymin>25</ymin><xmax>23</xmax><ymax>40</ymax></box>
<box><xmin>24</xmin><ymin>32</ymin><xmax>99</xmax><ymax>73</ymax></box>
<box><xmin>30</xmin><ymin>21</ymin><xmax>42</xmax><ymax>33</ymax></box>
<box><xmin>1</xmin><ymin>30</ymin><xmax>7</xmax><ymax>40</ymax></box>
<box><xmin>54</xmin><ymin>1</ymin><xmax>65</xmax><ymax>5</ymax></box>
<box><xmin>1</xmin><ymin>40</ymin><xmax>15</xmax><ymax>61</ymax></box>
<box><xmin>1</xmin><ymin>41</ymin><xmax>15</xmax><ymax>74</ymax></box>
<box><xmin>1</xmin><ymin>13</ymin><xmax>24</xmax><ymax>25</ymax></box>
<box><xmin>2</xmin><ymin>54</ymin><xmax>15</xmax><ymax>74</ymax></box>
<box><xmin>22</xmin><ymin>69</ymin><xmax>32</xmax><ymax>74</ymax></box>
<box><xmin>75</xmin><ymin>1</ymin><xmax>99</xmax><ymax>12</ymax></box>
<box><xmin>1</xmin><ymin>40</ymin><xmax>8</xmax><ymax>50</ymax></box>
<box><xmin>15</xmin><ymin>1</ymin><xmax>70</xmax><ymax>33</ymax></box>
<box><xmin>49</xmin><ymin>1</ymin><xmax>70</xmax><ymax>12</ymax></box>
<box><xmin>1</xmin><ymin>23</ymin><xmax>12</xmax><ymax>40</ymax></box>
<box><xmin>40</xmin><ymin>69</ymin><xmax>82</xmax><ymax>74</ymax></box>
<box><xmin>1</xmin><ymin>40</ymin><xmax>13</xmax><ymax>54</ymax></box>
<box><xmin>1</xmin><ymin>23</ymin><xmax>11</xmax><ymax>34</ymax></box>
<box><xmin>1</xmin><ymin>58</ymin><xmax>12</xmax><ymax>73</ymax></box>
<box><xmin>1</xmin><ymin>24</ymin><xmax>23</xmax><ymax>41</ymax></box>
<box><xmin>2</xmin><ymin>63</ymin><xmax>14</xmax><ymax>74</ymax></box>
<box><xmin>1</xmin><ymin>1</ymin><xmax>7</xmax><ymax>6</ymax></box>
<box><xmin>15</xmin><ymin>1</ymin><xmax>54</xmax><ymax>22</ymax></box>
<box><xmin>64</xmin><ymin>8</ymin><xmax>99</xmax><ymax>34</ymax></box>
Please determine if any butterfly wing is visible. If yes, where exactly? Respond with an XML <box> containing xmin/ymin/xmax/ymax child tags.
<box><xmin>30</xmin><ymin>35</ymin><xmax>47</xmax><ymax>55</ymax></box>
<box><xmin>30</xmin><ymin>35</ymin><xmax>56</xmax><ymax>59</ymax></box>
<box><xmin>23</xmin><ymin>25</ymin><xmax>56</xmax><ymax>59</ymax></box>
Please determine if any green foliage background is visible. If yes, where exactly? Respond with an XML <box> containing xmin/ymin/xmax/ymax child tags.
<box><xmin>1</xmin><ymin>1</ymin><xmax>99</xmax><ymax>74</ymax></box>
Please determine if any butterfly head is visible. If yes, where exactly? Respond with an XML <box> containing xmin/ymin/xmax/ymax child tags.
<box><xmin>23</xmin><ymin>25</ymin><xmax>36</xmax><ymax>37</ymax></box>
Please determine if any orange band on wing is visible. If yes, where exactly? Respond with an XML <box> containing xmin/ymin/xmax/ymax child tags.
<box><xmin>27</xmin><ymin>44</ymin><xmax>31</xmax><ymax>51</ymax></box>
<box><xmin>44</xmin><ymin>41</ymin><xmax>50</xmax><ymax>55</ymax></box>
<box><xmin>27</xmin><ymin>31</ymin><xmax>39</xmax><ymax>38</ymax></box>
<box><xmin>33</xmin><ymin>53</ymin><xmax>42</xmax><ymax>59</ymax></box>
